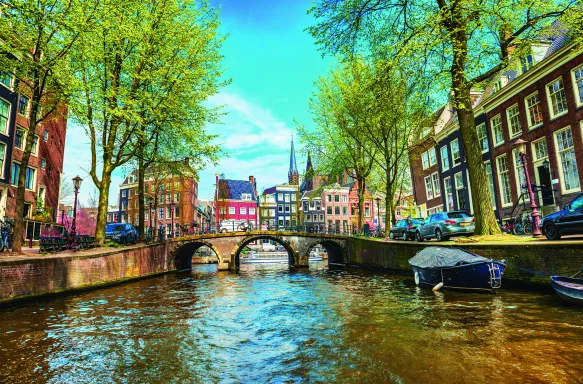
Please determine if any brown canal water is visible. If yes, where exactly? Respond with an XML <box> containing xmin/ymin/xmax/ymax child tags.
<box><xmin>1</xmin><ymin>262</ymin><xmax>583</xmax><ymax>383</ymax></box>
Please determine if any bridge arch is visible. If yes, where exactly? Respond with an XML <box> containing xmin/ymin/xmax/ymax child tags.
<box><xmin>169</xmin><ymin>239</ymin><xmax>222</xmax><ymax>270</ymax></box>
<box><xmin>230</xmin><ymin>235</ymin><xmax>299</xmax><ymax>268</ymax></box>
<box><xmin>305</xmin><ymin>239</ymin><xmax>346</xmax><ymax>265</ymax></box>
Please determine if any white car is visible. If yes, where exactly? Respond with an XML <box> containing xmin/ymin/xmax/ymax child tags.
<box><xmin>219</xmin><ymin>220</ymin><xmax>251</xmax><ymax>233</ymax></box>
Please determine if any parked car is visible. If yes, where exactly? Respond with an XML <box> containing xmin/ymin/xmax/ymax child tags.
<box><xmin>389</xmin><ymin>218</ymin><xmax>424</xmax><ymax>240</ymax></box>
<box><xmin>540</xmin><ymin>193</ymin><xmax>583</xmax><ymax>240</ymax></box>
<box><xmin>219</xmin><ymin>220</ymin><xmax>253</xmax><ymax>233</ymax></box>
<box><xmin>415</xmin><ymin>211</ymin><xmax>474</xmax><ymax>242</ymax></box>
<box><xmin>105</xmin><ymin>223</ymin><xmax>138</xmax><ymax>245</ymax></box>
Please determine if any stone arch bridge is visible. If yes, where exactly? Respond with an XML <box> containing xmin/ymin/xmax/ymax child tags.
<box><xmin>167</xmin><ymin>231</ymin><xmax>348</xmax><ymax>271</ymax></box>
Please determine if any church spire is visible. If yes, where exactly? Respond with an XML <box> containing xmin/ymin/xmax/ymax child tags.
<box><xmin>301</xmin><ymin>151</ymin><xmax>314</xmax><ymax>192</ymax></box>
<box><xmin>288</xmin><ymin>135</ymin><xmax>299</xmax><ymax>185</ymax></box>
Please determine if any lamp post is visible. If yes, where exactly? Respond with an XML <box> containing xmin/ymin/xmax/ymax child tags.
<box><xmin>170</xmin><ymin>200</ymin><xmax>175</xmax><ymax>238</ymax></box>
<box><xmin>513</xmin><ymin>139</ymin><xmax>542</xmax><ymax>237</ymax></box>
<box><xmin>71</xmin><ymin>175</ymin><xmax>83</xmax><ymax>247</ymax></box>
<box><xmin>375</xmin><ymin>197</ymin><xmax>381</xmax><ymax>230</ymax></box>
<box><xmin>148</xmin><ymin>201</ymin><xmax>153</xmax><ymax>229</ymax></box>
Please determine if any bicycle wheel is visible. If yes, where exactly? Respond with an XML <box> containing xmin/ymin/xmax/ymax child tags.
<box><xmin>523</xmin><ymin>222</ymin><xmax>533</xmax><ymax>235</ymax></box>
<box><xmin>513</xmin><ymin>223</ymin><xmax>524</xmax><ymax>235</ymax></box>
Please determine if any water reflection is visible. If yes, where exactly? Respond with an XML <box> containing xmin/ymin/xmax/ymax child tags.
<box><xmin>1</xmin><ymin>262</ymin><xmax>583</xmax><ymax>383</ymax></box>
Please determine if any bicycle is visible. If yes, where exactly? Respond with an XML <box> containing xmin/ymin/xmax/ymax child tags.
<box><xmin>237</xmin><ymin>222</ymin><xmax>254</xmax><ymax>232</ymax></box>
<box><xmin>0</xmin><ymin>217</ymin><xmax>13</xmax><ymax>252</ymax></box>
<box><xmin>145</xmin><ymin>227</ymin><xmax>153</xmax><ymax>244</ymax></box>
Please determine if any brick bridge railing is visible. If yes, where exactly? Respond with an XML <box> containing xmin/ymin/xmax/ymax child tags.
<box><xmin>165</xmin><ymin>231</ymin><xmax>349</xmax><ymax>271</ymax></box>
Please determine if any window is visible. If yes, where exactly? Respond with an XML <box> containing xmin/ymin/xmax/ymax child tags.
<box><xmin>574</xmin><ymin>66</ymin><xmax>583</xmax><ymax>107</ymax></box>
<box><xmin>278</xmin><ymin>204</ymin><xmax>283</xmax><ymax>213</ymax></box>
<box><xmin>327</xmin><ymin>194</ymin><xmax>331</xmax><ymax>202</ymax></box>
<box><xmin>122</xmin><ymin>190</ymin><xmax>127</xmax><ymax>197</ymax></box>
<box><xmin>428</xmin><ymin>147</ymin><xmax>437</xmax><ymax>166</ymax></box>
<box><xmin>484</xmin><ymin>161</ymin><xmax>496</xmax><ymax>209</ymax></box>
<box><xmin>175</xmin><ymin>193</ymin><xmax>180</xmax><ymax>201</ymax></box>
<box><xmin>432</xmin><ymin>173</ymin><xmax>440</xmax><ymax>197</ymax></box>
<box><xmin>0</xmin><ymin>99</ymin><xmax>10</xmax><ymax>134</ymax></box>
<box><xmin>18</xmin><ymin>95</ymin><xmax>29</xmax><ymax>116</ymax></box>
<box><xmin>15</xmin><ymin>129</ymin><xmax>25</xmax><ymax>150</ymax></box>
<box><xmin>454</xmin><ymin>172</ymin><xmax>464</xmax><ymax>189</ymax></box>
<box><xmin>334</xmin><ymin>195</ymin><xmax>339</xmax><ymax>202</ymax></box>
<box><xmin>451</xmin><ymin>139</ymin><xmax>461</xmax><ymax>166</ymax></box>
<box><xmin>285</xmin><ymin>205</ymin><xmax>290</xmax><ymax>213</ymax></box>
<box><xmin>241</xmin><ymin>193</ymin><xmax>252</xmax><ymax>200</ymax></box>
<box><xmin>365</xmin><ymin>204</ymin><xmax>370</xmax><ymax>217</ymax></box>
<box><xmin>284</xmin><ymin>194</ymin><xmax>290</xmax><ymax>202</ymax></box>
<box><xmin>513</xmin><ymin>149</ymin><xmax>528</xmax><ymax>201</ymax></box>
<box><xmin>496</xmin><ymin>155</ymin><xmax>512</xmax><ymax>207</ymax></box>
<box><xmin>320</xmin><ymin>214</ymin><xmax>324</xmax><ymax>221</ymax></box>
<box><xmin>547</xmin><ymin>78</ymin><xmax>568</xmax><ymax>118</ymax></box>
<box><xmin>175</xmin><ymin>206</ymin><xmax>180</xmax><ymax>218</ymax></box>
<box><xmin>327</xmin><ymin>206</ymin><xmax>332</xmax><ymax>214</ymax></box>
<box><xmin>43</xmin><ymin>129</ymin><xmax>49</xmax><ymax>141</ymax></box>
<box><xmin>490</xmin><ymin>115</ymin><xmax>504</xmax><ymax>146</ymax></box>
<box><xmin>291</xmin><ymin>194</ymin><xmax>297</xmax><ymax>202</ymax></box>
<box><xmin>525</xmin><ymin>93</ymin><xmax>543</xmax><ymax>128</ymax></box>
<box><xmin>341</xmin><ymin>195</ymin><xmax>347</xmax><ymax>203</ymax></box>
<box><xmin>0</xmin><ymin>143</ymin><xmax>5</xmax><ymax>177</ymax></box>
<box><xmin>521</xmin><ymin>55</ymin><xmax>534</xmax><ymax>73</ymax></box>
<box><xmin>249</xmin><ymin>207</ymin><xmax>255</xmax><ymax>215</ymax></box>
<box><xmin>424</xmin><ymin>175</ymin><xmax>434</xmax><ymax>200</ymax></box>
<box><xmin>476</xmin><ymin>123</ymin><xmax>488</xmax><ymax>152</ymax></box>
<box><xmin>335</xmin><ymin>206</ymin><xmax>340</xmax><ymax>215</ymax></box>
<box><xmin>228</xmin><ymin>207</ymin><xmax>235</xmax><ymax>214</ymax></box>
<box><xmin>121</xmin><ymin>201</ymin><xmax>127</xmax><ymax>210</ymax></box>
<box><xmin>32</xmin><ymin>135</ymin><xmax>39</xmax><ymax>155</ymax></box>
<box><xmin>0</xmin><ymin>72</ymin><xmax>11</xmax><ymax>88</ymax></box>
<box><xmin>554</xmin><ymin>127</ymin><xmax>580</xmax><ymax>193</ymax></box>
<box><xmin>11</xmin><ymin>162</ymin><xmax>19</xmax><ymax>185</ymax></box>
<box><xmin>278</xmin><ymin>193</ymin><xmax>283</xmax><ymax>201</ymax></box>
<box><xmin>506</xmin><ymin>104</ymin><xmax>521</xmax><ymax>138</ymax></box>
<box><xmin>306</xmin><ymin>214</ymin><xmax>311</xmax><ymax>221</ymax></box>
<box><xmin>440</xmin><ymin>146</ymin><xmax>449</xmax><ymax>171</ymax></box>
<box><xmin>166</xmin><ymin>206</ymin><xmax>172</xmax><ymax>218</ymax></box>
<box><xmin>444</xmin><ymin>177</ymin><xmax>453</xmax><ymax>211</ymax></box>
<box><xmin>342</xmin><ymin>206</ymin><xmax>348</xmax><ymax>215</ymax></box>
<box><xmin>159</xmin><ymin>208</ymin><xmax>164</xmax><ymax>219</ymax></box>
<box><xmin>532</xmin><ymin>138</ymin><xmax>548</xmax><ymax>162</ymax></box>
<box><xmin>240</xmin><ymin>207</ymin><xmax>246</xmax><ymax>215</ymax></box>
<box><xmin>421</xmin><ymin>152</ymin><xmax>429</xmax><ymax>169</ymax></box>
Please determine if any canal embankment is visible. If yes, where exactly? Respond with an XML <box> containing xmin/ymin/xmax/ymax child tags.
<box><xmin>345</xmin><ymin>237</ymin><xmax>583</xmax><ymax>287</ymax></box>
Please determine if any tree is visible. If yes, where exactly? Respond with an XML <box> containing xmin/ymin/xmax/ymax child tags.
<box><xmin>0</xmin><ymin>0</ymin><xmax>96</xmax><ymax>251</ymax></box>
<box><xmin>307</xmin><ymin>0</ymin><xmax>576</xmax><ymax>235</ymax></box>
<box><xmin>71</xmin><ymin>0</ymin><xmax>226</xmax><ymax>244</ymax></box>
<box><xmin>298</xmin><ymin>59</ymin><xmax>377</xmax><ymax>229</ymax></box>
<box><xmin>59</xmin><ymin>179</ymin><xmax>75</xmax><ymax>206</ymax></box>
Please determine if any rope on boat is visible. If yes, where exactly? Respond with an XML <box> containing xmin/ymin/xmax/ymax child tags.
<box><xmin>505</xmin><ymin>263</ymin><xmax>583</xmax><ymax>278</ymax></box>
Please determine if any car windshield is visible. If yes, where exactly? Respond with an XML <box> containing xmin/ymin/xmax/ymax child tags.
<box><xmin>106</xmin><ymin>224</ymin><xmax>125</xmax><ymax>232</ymax></box>
<box><xmin>446</xmin><ymin>212</ymin><xmax>472</xmax><ymax>219</ymax></box>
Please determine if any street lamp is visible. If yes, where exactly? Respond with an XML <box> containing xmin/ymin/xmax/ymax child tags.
<box><xmin>170</xmin><ymin>200</ymin><xmax>175</xmax><ymax>238</ymax></box>
<box><xmin>71</xmin><ymin>175</ymin><xmax>83</xmax><ymax>248</ymax></box>
<box><xmin>513</xmin><ymin>139</ymin><xmax>542</xmax><ymax>237</ymax></box>
<box><xmin>375</xmin><ymin>197</ymin><xmax>381</xmax><ymax>230</ymax></box>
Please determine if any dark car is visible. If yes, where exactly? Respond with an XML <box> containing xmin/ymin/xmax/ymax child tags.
<box><xmin>415</xmin><ymin>211</ymin><xmax>474</xmax><ymax>242</ymax></box>
<box><xmin>105</xmin><ymin>223</ymin><xmax>138</xmax><ymax>245</ymax></box>
<box><xmin>389</xmin><ymin>218</ymin><xmax>424</xmax><ymax>240</ymax></box>
<box><xmin>540</xmin><ymin>193</ymin><xmax>583</xmax><ymax>240</ymax></box>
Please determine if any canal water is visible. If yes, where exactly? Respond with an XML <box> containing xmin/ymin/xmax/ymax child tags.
<box><xmin>1</xmin><ymin>262</ymin><xmax>583</xmax><ymax>383</ymax></box>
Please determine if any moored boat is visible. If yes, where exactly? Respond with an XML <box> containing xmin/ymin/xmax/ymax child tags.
<box><xmin>240</xmin><ymin>253</ymin><xmax>323</xmax><ymax>264</ymax></box>
<box><xmin>551</xmin><ymin>276</ymin><xmax>583</xmax><ymax>305</ymax></box>
<box><xmin>408</xmin><ymin>247</ymin><xmax>506</xmax><ymax>291</ymax></box>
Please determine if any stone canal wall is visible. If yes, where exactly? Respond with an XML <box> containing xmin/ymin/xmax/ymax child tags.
<box><xmin>0</xmin><ymin>243</ymin><xmax>170</xmax><ymax>304</ymax></box>
<box><xmin>345</xmin><ymin>238</ymin><xmax>583</xmax><ymax>287</ymax></box>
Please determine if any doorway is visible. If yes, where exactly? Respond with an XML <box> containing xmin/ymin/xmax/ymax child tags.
<box><xmin>536</xmin><ymin>165</ymin><xmax>554</xmax><ymax>206</ymax></box>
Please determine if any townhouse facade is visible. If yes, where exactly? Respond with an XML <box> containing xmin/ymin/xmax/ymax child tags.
<box><xmin>215</xmin><ymin>174</ymin><xmax>258</xmax><ymax>227</ymax></box>
<box><xmin>259</xmin><ymin>186</ymin><xmax>276</xmax><ymax>228</ymax></box>
<box><xmin>0</xmin><ymin>72</ymin><xmax>66</xmax><ymax>240</ymax></box>
<box><xmin>275</xmin><ymin>184</ymin><xmax>300</xmax><ymax>228</ymax></box>
<box><xmin>410</xmin><ymin>34</ymin><xmax>583</xmax><ymax>223</ymax></box>
<box><xmin>300</xmin><ymin>190</ymin><xmax>324</xmax><ymax>230</ymax></box>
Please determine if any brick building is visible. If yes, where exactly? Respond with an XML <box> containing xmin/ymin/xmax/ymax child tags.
<box><xmin>0</xmin><ymin>72</ymin><xmax>66</xmax><ymax>238</ymax></box>
<box><xmin>214</xmin><ymin>174</ymin><xmax>258</xmax><ymax>227</ymax></box>
<box><xmin>409</xmin><ymin>32</ymin><xmax>583</xmax><ymax>222</ymax></box>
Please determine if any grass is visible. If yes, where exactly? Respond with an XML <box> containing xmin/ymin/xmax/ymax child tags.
<box><xmin>453</xmin><ymin>233</ymin><xmax>545</xmax><ymax>244</ymax></box>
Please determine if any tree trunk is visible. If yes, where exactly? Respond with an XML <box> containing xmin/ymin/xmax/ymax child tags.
<box><xmin>138</xmin><ymin>157</ymin><xmax>145</xmax><ymax>241</ymax></box>
<box><xmin>94</xmin><ymin>175</ymin><xmax>111</xmax><ymax>245</ymax></box>
<box><xmin>357</xmin><ymin>178</ymin><xmax>365</xmax><ymax>229</ymax></box>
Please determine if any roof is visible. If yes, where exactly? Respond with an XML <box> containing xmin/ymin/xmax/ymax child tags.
<box><xmin>263</xmin><ymin>186</ymin><xmax>276</xmax><ymax>195</ymax></box>
<box><xmin>218</xmin><ymin>179</ymin><xmax>256</xmax><ymax>200</ymax></box>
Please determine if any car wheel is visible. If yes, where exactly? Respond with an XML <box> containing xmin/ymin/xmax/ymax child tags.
<box><xmin>435</xmin><ymin>228</ymin><xmax>443</xmax><ymax>242</ymax></box>
<box><xmin>415</xmin><ymin>231</ymin><xmax>423</xmax><ymax>242</ymax></box>
<box><xmin>544</xmin><ymin>222</ymin><xmax>561</xmax><ymax>240</ymax></box>
<box><xmin>402</xmin><ymin>232</ymin><xmax>408</xmax><ymax>241</ymax></box>
<box><xmin>221</xmin><ymin>229</ymin><xmax>227</xmax><ymax>233</ymax></box>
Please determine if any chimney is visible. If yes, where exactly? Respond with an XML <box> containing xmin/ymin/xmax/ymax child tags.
<box><xmin>249</xmin><ymin>175</ymin><xmax>254</xmax><ymax>185</ymax></box>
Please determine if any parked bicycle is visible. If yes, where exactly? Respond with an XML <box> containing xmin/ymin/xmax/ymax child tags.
<box><xmin>0</xmin><ymin>216</ymin><xmax>13</xmax><ymax>252</ymax></box>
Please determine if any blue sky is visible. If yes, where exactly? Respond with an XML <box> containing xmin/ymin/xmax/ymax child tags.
<box><xmin>63</xmin><ymin>0</ymin><xmax>331</xmax><ymax>207</ymax></box>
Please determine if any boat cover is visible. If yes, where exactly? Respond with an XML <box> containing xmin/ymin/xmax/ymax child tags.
<box><xmin>408</xmin><ymin>247</ymin><xmax>493</xmax><ymax>269</ymax></box>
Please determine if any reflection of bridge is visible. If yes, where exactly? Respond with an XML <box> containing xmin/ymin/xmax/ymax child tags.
<box><xmin>167</xmin><ymin>231</ymin><xmax>348</xmax><ymax>270</ymax></box>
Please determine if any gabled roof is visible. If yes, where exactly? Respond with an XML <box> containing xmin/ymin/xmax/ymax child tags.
<box><xmin>263</xmin><ymin>186</ymin><xmax>276</xmax><ymax>195</ymax></box>
<box><xmin>218</xmin><ymin>179</ymin><xmax>256</xmax><ymax>200</ymax></box>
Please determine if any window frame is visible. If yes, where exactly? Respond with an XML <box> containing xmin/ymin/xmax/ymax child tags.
<box><xmin>512</xmin><ymin>148</ymin><xmax>529</xmax><ymax>202</ymax></box>
<box><xmin>451</xmin><ymin>139</ymin><xmax>461</xmax><ymax>167</ymax></box>
<box><xmin>553</xmin><ymin>126</ymin><xmax>581</xmax><ymax>194</ymax></box>
<box><xmin>506</xmin><ymin>104</ymin><xmax>521</xmax><ymax>139</ymax></box>
<box><xmin>431</xmin><ymin>172</ymin><xmax>441</xmax><ymax>197</ymax></box>
<box><xmin>496</xmin><ymin>155</ymin><xmax>513</xmax><ymax>207</ymax></box>
<box><xmin>428</xmin><ymin>147</ymin><xmax>437</xmax><ymax>166</ymax></box>
<box><xmin>546</xmin><ymin>77</ymin><xmax>568</xmax><ymax>119</ymax></box>
<box><xmin>484</xmin><ymin>161</ymin><xmax>497</xmax><ymax>209</ymax></box>
<box><xmin>440</xmin><ymin>145</ymin><xmax>449</xmax><ymax>171</ymax></box>
<box><xmin>571</xmin><ymin>65</ymin><xmax>583</xmax><ymax>108</ymax></box>
<box><xmin>525</xmin><ymin>92</ymin><xmax>543</xmax><ymax>130</ymax></box>
<box><xmin>444</xmin><ymin>176</ymin><xmax>453</xmax><ymax>211</ymax></box>
<box><xmin>490</xmin><ymin>114</ymin><xmax>504</xmax><ymax>147</ymax></box>
<box><xmin>476</xmin><ymin>123</ymin><xmax>489</xmax><ymax>153</ymax></box>
<box><xmin>0</xmin><ymin>98</ymin><xmax>10</xmax><ymax>136</ymax></box>
<box><xmin>421</xmin><ymin>151</ymin><xmax>429</xmax><ymax>170</ymax></box>
<box><xmin>228</xmin><ymin>206</ymin><xmax>236</xmax><ymax>215</ymax></box>
<box><xmin>17</xmin><ymin>94</ymin><xmax>29</xmax><ymax>117</ymax></box>
<box><xmin>0</xmin><ymin>142</ymin><xmax>6</xmax><ymax>178</ymax></box>
<box><xmin>424</xmin><ymin>175</ymin><xmax>434</xmax><ymax>200</ymax></box>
